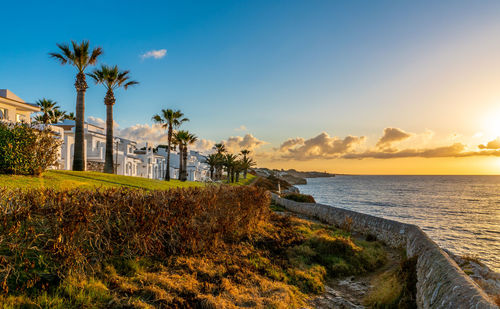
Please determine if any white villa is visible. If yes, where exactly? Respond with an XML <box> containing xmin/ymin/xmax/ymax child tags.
<box><xmin>2</xmin><ymin>89</ymin><xmax>210</xmax><ymax>182</ymax></box>
<box><xmin>0</xmin><ymin>89</ymin><xmax>40</xmax><ymax>123</ymax></box>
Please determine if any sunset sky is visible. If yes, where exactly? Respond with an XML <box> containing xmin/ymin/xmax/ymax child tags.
<box><xmin>3</xmin><ymin>0</ymin><xmax>500</xmax><ymax>174</ymax></box>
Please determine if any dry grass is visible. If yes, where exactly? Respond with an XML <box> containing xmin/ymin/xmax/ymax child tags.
<box><xmin>0</xmin><ymin>187</ymin><xmax>394</xmax><ymax>308</ymax></box>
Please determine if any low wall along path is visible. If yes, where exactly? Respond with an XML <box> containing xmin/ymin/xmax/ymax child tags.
<box><xmin>270</xmin><ymin>193</ymin><xmax>497</xmax><ymax>309</ymax></box>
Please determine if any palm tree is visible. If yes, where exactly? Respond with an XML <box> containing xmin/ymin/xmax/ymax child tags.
<box><xmin>35</xmin><ymin>98</ymin><xmax>60</xmax><ymax>125</ymax></box>
<box><xmin>48</xmin><ymin>109</ymin><xmax>67</xmax><ymax>124</ymax></box>
<box><xmin>64</xmin><ymin>112</ymin><xmax>76</xmax><ymax>120</ymax></box>
<box><xmin>50</xmin><ymin>41</ymin><xmax>103</xmax><ymax>171</ymax></box>
<box><xmin>173</xmin><ymin>130</ymin><xmax>197</xmax><ymax>181</ymax></box>
<box><xmin>152</xmin><ymin>109</ymin><xmax>189</xmax><ymax>181</ymax></box>
<box><xmin>182</xmin><ymin>132</ymin><xmax>198</xmax><ymax>181</ymax></box>
<box><xmin>88</xmin><ymin>65</ymin><xmax>138</xmax><ymax>174</ymax></box>
<box><xmin>240</xmin><ymin>156</ymin><xmax>256</xmax><ymax>179</ymax></box>
<box><xmin>203</xmin><ymin>153</ymin><xmax>221</xmax><ymax>180</ymax></box>
<box><xmin>213</xmin><ymin>143</ymin><xmax>227</xmax><ymax>180</ymax></box>
<box><xmin>240</xmin><ymin>149</ymin><xmax>252</xmax><ymax>179</ymax></box>
<box><xmin>223</xmin><ymin>154</ymin><xmax>237</xmax><ymax>183</ymax></box>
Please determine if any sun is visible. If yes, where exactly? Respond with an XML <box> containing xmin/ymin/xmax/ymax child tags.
<box><xmin>481</xmin><ymin>109</ymin><xmax>500</xmax><ymax>139</ymax></box>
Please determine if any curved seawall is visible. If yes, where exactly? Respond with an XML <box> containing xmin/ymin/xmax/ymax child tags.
<box><xmin>271</xmin><ymin>193</ymin><xmax>497</xmax><ymax>308</ymax></box>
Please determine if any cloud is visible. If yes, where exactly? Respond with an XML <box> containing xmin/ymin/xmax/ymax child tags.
<box><xmin>234</xmin><ymin>125</ymin><xmax>247</xmax><ymax>131</ymax></box>
<box><xmin>87</xmin><ymin>116</ymin><xmax>119</xmax><ymax>130</ymax></box>
<box><xmin>278</xmin><ymin>132</ymin><xmax>366</xmax><ymax>160</ymax></box>
<box><xmin>119</xmin><ymin>123</ymin><xmax>168</xmax><ymax>146</ymax></box>
<box><xmin>222</xmin><ymin>134</ymin><xmax>268</xmax><ymax>153</ymax></box>
<box><xmin>376</xmin><ymin>127</ymin><xmax>412</xmax><ymax>148</ymax></box>
<box><xmin>479</xmin><ymin>137</ymin><xmax>500</xmax><ymax>149</ymax></box>
<box><xmin>343</xmin><ymin>143</ymin><xmax>469</xmax><ymax>159</ymax></box>
<box><xmin>140</xmin><ymin>49</ymin><xmax>167</xmax><ymax>59</ymax></box>
<box><xmin>193</xmin><ymin>139</ymin><xmax>215</xmax><ymax>152</ymax></box>
<box><xmin>278</xmin><ymin>137</ymin><xmax>305</xmax><ymax>152</ymax></box>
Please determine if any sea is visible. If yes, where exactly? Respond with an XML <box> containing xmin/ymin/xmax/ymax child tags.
<box><xmin>295</xmin><ymin>175</ymin><xmax>500</xmax><ymax>272</ymax></box>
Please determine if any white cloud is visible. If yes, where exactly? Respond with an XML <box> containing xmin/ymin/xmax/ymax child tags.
<box><xmin>473</xmin><ymin>132</ymin><xmax>484</xmax><ymax>138</ymax></box>
<box><xmin>87</xmin><ymin>116</ymin><xmax>119</xmax><ymax>130</ymax></box>
<box><xmin>234</xmin><ymin>125</ymin><xmax>247</xmax><ymax>131</ymax></box>
<box><xmin>140</xmin><ymin>49</ymin><xmax>167</xmax><ymax>59</ymax></box>
<box><xmin>222</xmin><ymin>134</ymin><xmax>268</xmax><ymax>153</ymax></box>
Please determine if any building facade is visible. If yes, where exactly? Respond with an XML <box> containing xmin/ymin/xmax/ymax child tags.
<box><xmin>0</xmin><ymin>89</ymin><xmax>40</xmax><ymax>123</ymax></box>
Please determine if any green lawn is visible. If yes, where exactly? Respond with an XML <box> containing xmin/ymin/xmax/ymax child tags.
<box><xmin>0</xmin><ymin>170</ymin><xmax>203</xmax><ymax>190</ymax></box>
<box><xmin>227</xmin><ymin>173</ymin><xmax>257</xmax><ymax>186</ymax></box>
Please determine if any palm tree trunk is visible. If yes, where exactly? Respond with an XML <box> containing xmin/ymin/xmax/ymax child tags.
<box><xmin>73</xmin><ymin>73</ymin><xmax>87</xmax><ymax>171</ymax></box>
<box><xmin>210</xmin><ymin>167</ymin><xmax>214</xmax><ymax>180</ymax></box>
<box><xmin>181</xmin><ymin>145</ymin><xmax>188</xmax><ymax>181</ymax></box>
<box><xmin>236</xmin><ymin>171</ymin><xmax>240</xmax><ymax>183</ymax></box>
<box><xmin>243</xmin><ymin>169</ymin><xmax>247</xmax><ymax>179</ymax></box>
<box><xmin>104</xmin><ymin>98</ymin><xmax>114</xmax><ymax>173</ymax></box>
<box><xmin>165</xmin><ymin>125</ymin><xmax>172</xmax><ymax>181</ymax></box>
<box><xmin>178</xmin><ymin>146</ymin><xmax>183</xmax><ymax>180</ymax></box>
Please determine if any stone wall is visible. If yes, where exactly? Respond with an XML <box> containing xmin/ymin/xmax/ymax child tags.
<box><xmin>271</xmin><ymin>193</ymin><xmax>498</xmax><ymax>308</ymax></box>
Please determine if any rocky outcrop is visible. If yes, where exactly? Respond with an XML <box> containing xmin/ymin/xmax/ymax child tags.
<box><xmin>271</xmin><ymin>193</ymin><xmax>498</xmax><ymax>308</ymax></box>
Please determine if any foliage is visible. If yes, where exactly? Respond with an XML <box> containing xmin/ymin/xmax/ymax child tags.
<box><xmin>363</xmin><ymin>255</ymin><xmax>418</xmax><ymax>308</ymax></box>
<box><xmin>49</xmin><ymin>41</ymin><xmax>102</xmax><ymax>73</ymax></box>
<box><xmin>88</xmin><ymin>65</ymin><xmax>139</xmax><ymax>92</ymax></box>
<box><xmin>282</xmin><ymin>193</ymin><xmax>316</xmax><ymax>203</ymax></box>
<box><xmin>0</xmin><ymin>186</ymin><xmax>270</xmax><ymax>295</ymax></box>
<box><xmin>152</xmin><ymin>109</ymin><xmax>189</xmax><ymax>181</ymax></box>
<box><xmin>0</xmin><ymin>189</ymin><xmax>401</xmax><ymax>307</ymax></box>
<box><xmin>0</xmin><ymin>122</ymin><xmax>61</xmax><ymax>175</ymax></box>
<box><xmin>0</xmin><ymin>170</ymin><xmax>202</xmax><ymax>190</ymax></box>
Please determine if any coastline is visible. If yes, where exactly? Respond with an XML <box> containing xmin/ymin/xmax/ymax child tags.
<box><xmin>271</xmin><ymin>193</ymin><xmax>498</xmax><ymax>308</ymax></box>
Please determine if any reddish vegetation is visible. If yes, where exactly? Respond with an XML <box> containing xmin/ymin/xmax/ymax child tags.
<box><xmin>0</xmin><ymin>186</ymin><xmax>269</xmax><ymax>293</ymax></box>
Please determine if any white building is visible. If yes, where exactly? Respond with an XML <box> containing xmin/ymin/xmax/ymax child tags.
<box><xmin>1</xmin><ymin>89</ymin><xmax>210</xmax><ymax>181</ymax></box>
<box><xmin>53</xmin><ymin>120</ymin><xmax>142</xmax><ymax>176</ymax></box>
<box><xmin>52</xmin><ymin>121</ymin><xmax>209</xmax><ymax>181</ymax></box>
<box><xmin>0</xmin><ymin>89</ymin><xmax>40</xmax><ymax>123</ymax></box>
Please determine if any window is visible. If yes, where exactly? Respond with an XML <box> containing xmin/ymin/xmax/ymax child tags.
<box><xmin>0</xmin><ymin>108</ymin><xmax>8</xmax><ymax>120</ymax></box>
<box><xmin>16</xmin><ymin>114</ymin><xmax>26</xmax><ymax>122</ymax></box>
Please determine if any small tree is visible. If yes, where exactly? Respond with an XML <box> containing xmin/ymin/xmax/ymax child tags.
<box><xmin>0</xmin><ymin>122</ymin><xmax>61</xmax><ymax>175</ymax></box>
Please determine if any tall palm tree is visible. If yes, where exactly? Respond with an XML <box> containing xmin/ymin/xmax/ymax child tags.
<box><xmin>50</xmin><ymin>41</ymin><xmax>103</xmax><ymax>171</ymax></box>
<box><xmin>35</xmin><ymin>98</ymin><xmax>60</xmax><ymax>125</ymax></box>
<box><xmin>152</xmin><ymin>109</ymin><xmax>189</xmax><ymax>181</ymax></box>
<box><xmin>88</xmin><ymin>65</ymin><xmax>138</xmax><ymax>174</ymax></box>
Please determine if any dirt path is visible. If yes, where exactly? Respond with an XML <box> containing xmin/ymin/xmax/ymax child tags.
<box><xmin>311</xmin><ymin>240</ymin><xmax>402</xmax><ymax>309</ymax></box>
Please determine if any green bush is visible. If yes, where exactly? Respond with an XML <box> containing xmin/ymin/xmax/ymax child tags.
<box><xmin>282</xmin><ymin>193</ymin><xmax>316</xmax><ymax>203</ymax></box>
<box><xmin>0</xmin><ymin>122</ymin><xmax>61</xmax><ymax>175</ymax></box>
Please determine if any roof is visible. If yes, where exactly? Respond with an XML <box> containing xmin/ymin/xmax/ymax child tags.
<box><xmin>0</xmin><ymin>89</ymin><xmax>40</xmax><ymax>112</ymax></box>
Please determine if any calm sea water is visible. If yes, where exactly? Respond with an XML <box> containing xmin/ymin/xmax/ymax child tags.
<box><xmin>295</xmin><ymin>175</ymin><xmax>500</xmax><ymax>272</ymax></box>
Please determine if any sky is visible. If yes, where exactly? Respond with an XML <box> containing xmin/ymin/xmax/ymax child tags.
<box><xmin>3</xmin><ymin>0</ymin><xmax>500</xmax><ymax>174</ymax></box>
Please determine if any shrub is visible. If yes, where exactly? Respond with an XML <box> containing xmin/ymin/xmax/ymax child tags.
<box><xmin>282</xmin><ymin>193</ymin><xmax>316</xmax><ymax>203</ymax></box>
<box><xmin>0</xmin><ymin>185</ymin><xmax>270</xmax><ymax>293</ymax></box>
<box><xmin>0</xmin><ymin>122</ymin><xmax>61</xmax><ymax>175</ymax></box>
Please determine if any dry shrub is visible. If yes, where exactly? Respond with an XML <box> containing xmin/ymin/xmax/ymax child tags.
<box><xmin>282</xmin><ymin>193</ymin><xmax>316</xmax><ymax>203</ymax></box>
<box><xmin>0</xmin><ymin>185</ymin><xmax>269</xmax><ymax>292</ymax></box>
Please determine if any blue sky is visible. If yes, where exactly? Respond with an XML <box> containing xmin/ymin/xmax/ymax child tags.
<box><xmin>3</xmin><ymin>0</ymin><xmax>500</xmax><ymax>173</ymax></box>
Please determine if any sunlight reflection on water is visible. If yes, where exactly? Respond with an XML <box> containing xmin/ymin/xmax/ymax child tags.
<box><xmin>295</xmin><ymin>175</ymin><xmax>500</xmax><ymax>271</ymax></box>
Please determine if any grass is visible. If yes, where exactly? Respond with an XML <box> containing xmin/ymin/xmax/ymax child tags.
<box><xmin>0</xmin><ymin>200</ymin><xmax>395</xmax><ymax>308</ymax></box>
<box><xmin>0</xmin><ymin>170</ymin><xmax>203</xmax><ymax>190</ymax></box>
<box><xmin>227</xmin><ymin>173</ymin><xmax>257</xmax><ymax>186</ymax></box>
